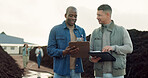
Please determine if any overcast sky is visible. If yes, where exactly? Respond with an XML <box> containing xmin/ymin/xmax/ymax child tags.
<box><xmin>0</xmin><ymin>0</ymin><xmax>148</xmax><ymax>46</ymax></box>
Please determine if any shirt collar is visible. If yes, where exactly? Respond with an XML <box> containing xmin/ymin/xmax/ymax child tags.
<box><xmin>102</xmin><ymin>23</ymin><xmax>111</xmax><ymax>29</ymax></box>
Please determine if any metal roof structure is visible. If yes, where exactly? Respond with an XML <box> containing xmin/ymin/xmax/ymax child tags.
<box><xmin>0</xmin><ymin>32</ymin><xmax>34</xmax><ymax>44</ymax></box>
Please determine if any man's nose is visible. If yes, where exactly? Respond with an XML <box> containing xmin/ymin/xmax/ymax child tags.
<box><xmin>72</xmin><ymin>16</ymin><xmax>76</xmax><ymax>19</ymax></box>
<box><xmin>97</xmin><ymin>17</ymin><xmax>99</xmax><ymax>20</ymax></box>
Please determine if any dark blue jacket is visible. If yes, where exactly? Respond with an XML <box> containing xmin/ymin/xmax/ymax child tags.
<box><xmin>47</xmin><ymin>21</ymin><xmax>86</xmax><ymax>76</ymax></box>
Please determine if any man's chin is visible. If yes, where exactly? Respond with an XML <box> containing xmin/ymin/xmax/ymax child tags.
<box><xmin>69</xmin><ymin>25</ymin><xmax>74</xmax><ymax>26</ymax></box>
<box><xmin>99</xmin><ymin>22</ymin><xmax>103</xmax><ymax>24</ymax></box>
<box><xmin>69</xmin><ymin>23</ymin><xmax>75</xmax><ymax>26</ymax></box>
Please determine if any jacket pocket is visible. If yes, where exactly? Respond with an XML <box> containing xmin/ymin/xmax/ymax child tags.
<box><xmin>56</xmin><ymin>36</ymin><xmax>66</xmax><ymax>49</ymax></box>
<box><xmin>113</xmin><ymin>55</ymin><xmax>126</xmax><ymax>69</ymax></box>
<box><xmin>94</xmin><ymin>62</ymin><xmax>103</xmax><ymax>70</ymax></box>
<box><xmin>94</xmin><ymin>37</ymin><xmax>102</xmax><ymax>51</ymax></box>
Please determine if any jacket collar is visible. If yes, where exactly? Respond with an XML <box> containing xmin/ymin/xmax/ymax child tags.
<box><xmin>62</xmin><ymin>21</ymin><xmax>78</xmax><ymax>30</ymax></box>
<box><xmin>101</xmin><ymin>20</ymin><xmax>115</xmax><ymax>32</ymax></box>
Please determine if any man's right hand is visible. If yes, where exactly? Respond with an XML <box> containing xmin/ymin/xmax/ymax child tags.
<box><xmin>91</xmin><ymin>56</ymin><xmax>101</xmax><ymax>63</ymax></box>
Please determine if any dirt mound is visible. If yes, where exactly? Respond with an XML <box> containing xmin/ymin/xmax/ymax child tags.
<box><xmin>0</xmin><ymin>46</ymin><xmax>24</xmax><ymax>78</ymax></box>
<box><xmin>125</xmin><ymin>29</ymin><xmax>148</xmax><ymax>78</ymax></box>
<box><xmin>29</xmin><ymin>29</ymin><xmax>148</xmax><ymax>78</ymax></box>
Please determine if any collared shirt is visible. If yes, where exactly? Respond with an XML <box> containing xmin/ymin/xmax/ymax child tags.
<box><xmin>47</xmin><ymin>21</ymin><xmax>86</xmax><ymax>76</ymax></box>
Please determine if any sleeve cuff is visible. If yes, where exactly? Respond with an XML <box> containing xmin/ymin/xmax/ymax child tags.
<box><xmin>111</xmin><ymin>46</ymin><xmax>116</xmax><ymax>51</ymax></box>
<box><xmin>60</xmin><ymin>50</ymin><xmax>66</xmax><ymax>58</ymax></box>
<box><xmin>58</xmin><ymin>49</ymin><xmax>63</xmax><ymax>55</ymax></box>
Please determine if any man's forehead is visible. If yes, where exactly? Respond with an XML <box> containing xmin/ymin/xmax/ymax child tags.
<box><xmin>67</xmin><ymin>9</ymin><xmax>77</xmax><ymax>14</ymax></box>
<box><xmin>97</xmin><ymin>10</ymin><xmax>105</xmax><ymax>14</ymax></box>
<box><xmin>98</xmin><ymin>10</ymin><xmax>104</xmax><ymax>12</ymax></box>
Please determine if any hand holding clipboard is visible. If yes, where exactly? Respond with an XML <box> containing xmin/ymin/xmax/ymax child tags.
<box><xmin>89</xmin><ymin>51</ymin><xmax>116</xmax><ymax>62</ymax></box>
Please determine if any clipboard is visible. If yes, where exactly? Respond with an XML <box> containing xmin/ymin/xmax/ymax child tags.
<box><xmin>69</xmin><ymin>41</ymin><xmax>89</xmax><ymax>58</ymax></box>
<box><xmin>88</xmin><ymin>51</ymin><xmax>116</xmax><ymax>62</ymax></box>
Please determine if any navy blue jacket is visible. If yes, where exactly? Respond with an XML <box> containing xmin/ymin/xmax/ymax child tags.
<box><xmin>47</xmin><ymin>21</ymin><xmax>86</xmax><ymax>76</ymax></box>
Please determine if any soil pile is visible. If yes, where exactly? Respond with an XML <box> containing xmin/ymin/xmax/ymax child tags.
<box><xmin>86</xmin><ymin>29</ymin><xmax>148</xmax><ymax>78</ymax></box>
<box><xmin>0</xmin><ymin>46</ymin><xmax>24</xmax><ymax>78</ymax></box>
<box><xmin>29</xmin><ymin>29</ymin><xmax>148</xmax><ymax>78</ymax></box>
<box><xmin>125</xmin><ymin>29</ymin><xmax>148</xmax><ymax>78</ymax></box>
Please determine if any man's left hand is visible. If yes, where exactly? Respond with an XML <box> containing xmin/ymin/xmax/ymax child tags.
<box><xmin>69</xmin><ymin>47</ymin><xmax>79</xmax><ymax>55</ymax></box>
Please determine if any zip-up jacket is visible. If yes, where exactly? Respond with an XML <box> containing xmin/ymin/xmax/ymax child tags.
<box><xmin>90</xmin><ymin>20</ymin><xmax>133</xmax><ymax>77</ymax></box>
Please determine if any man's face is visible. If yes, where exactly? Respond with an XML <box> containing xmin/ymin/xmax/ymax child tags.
<box><xmin>65</xmin><ymin>9</ymin><xmax>77</xmax><ymax>26</ymax></box>
<box><xmin>96</xmin><ymin>10</ymin><xmax>108</xmax><ymax>24</ymax></box>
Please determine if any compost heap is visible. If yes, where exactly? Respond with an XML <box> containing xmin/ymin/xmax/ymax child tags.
<box><xmin>30</xmin><ymin>29</ymin><xmax>148</xmax><ymax>78</ymax></box>
<box><xmin>0</xmin><ymin>46</ymin><xmax>24</xmax><ymax>78</ymax></box>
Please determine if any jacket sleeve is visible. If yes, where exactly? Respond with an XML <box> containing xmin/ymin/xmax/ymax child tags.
<box><xmin>41</xmin><ymin>48</ymin><xmax>44</xmax><ymax>57</ymax></box>
<box><xmin>35</xmin><ymin>48</ymin><xmax>38</xmax><ymax>54</ymax></box>
<box><xmin>22</xmin><ymin>47</ymin><xmax>25</xmax><ymax>51</ymax></box>
<box><xmin>47</xmin><ymin>27</ymin><xmax>63</xmax><ymax>57</ymax></box>
<box><xmin>112</xmin><ymin>27</ymin><xmax>133</xmax><ymax>54</ymax></box>
<box><xmin>28</xmin><ymin>48</ymin><xmax>31</xmax><ymax>56</ymax></box>
<box><xmin>22</xmin><ymin>47</ymin><xmax>25</xmax><ymax>56</ymax></box>
<box><xmin>89</xmin><ymin>29</ymin><xmax>97</xmax><ymax>62</ymax></box>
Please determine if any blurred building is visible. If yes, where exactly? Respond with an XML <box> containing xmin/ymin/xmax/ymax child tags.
<box><xmin>0</xmin><ymin>32</ymin><xmax>36</xmax><ymax>54</ymax></box>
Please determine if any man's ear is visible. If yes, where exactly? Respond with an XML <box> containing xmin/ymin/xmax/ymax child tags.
<box><xmin>106</xmin><ymin>12</ymin><xmax>111</xmax><ymax>17</ymax></box>
<box><xmin>65</xmin><ymin>14</ymin><xmax>67</xmax><ymax>18</ymax></box>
